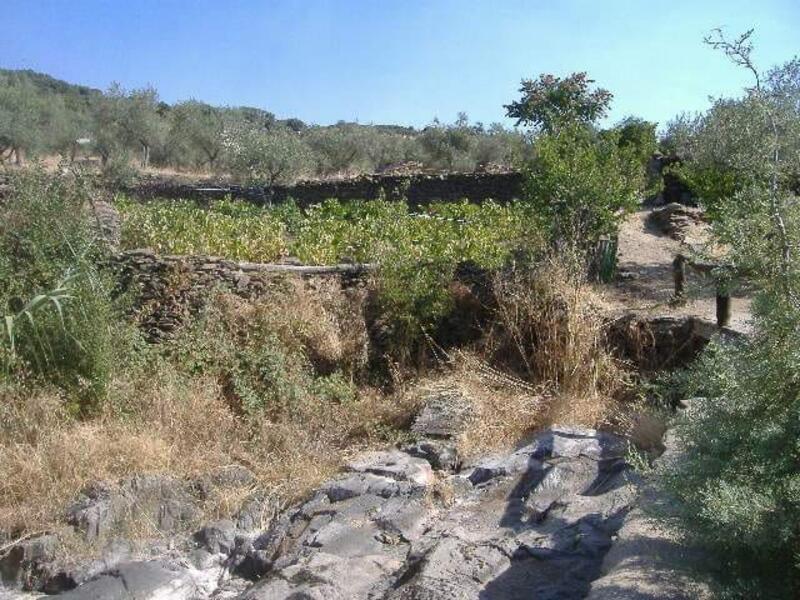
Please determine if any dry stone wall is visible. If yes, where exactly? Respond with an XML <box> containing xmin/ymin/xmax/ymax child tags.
<box><xmin>108</xmin><ymin>250</ymin><xmax>371</xmax><ymax>341</ymax></box>
<box><xmin>124</xmin><ymin>171</ymin><xmax>524</xmax><ymax>207</ymax></box>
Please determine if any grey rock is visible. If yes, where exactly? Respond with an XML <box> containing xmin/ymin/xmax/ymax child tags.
<box><xmin>55</xmin><ymin>560</ymin><xmax>204</xmax><ymax>600</ymax></box>
<box><xmin>65</xmin><ymin>475</ymin><xmax>197</xmax><ymax>542</ymax></box>
<box><xmin>411</xmin><ymin>386</ymin><xmax>474</xmax><ymax>439</ymax></box>
<box><xmin>17</xmin><ymin>426</ymin><xmax>705</xmax><ymax>599</ymax></box>
<box><xmin>402</xmin><ymin>439</ymin><xmax>461</xmax><ymax>472</ymax></box>
<box><xmin>323</xmin><ymin>472</ymin><xmax>409</xmax><ymax>502</ymax></box>
<box><xmin>345</xmin><ymin>450</ymin><xmax>435</xmax><ymax>487</ymax></box>
<box><xmin>241</xmin><ymin>552</ymin><xmax>402</xmax><ymax>599</ymax></box>
<box><xmin>0</xmin><ymin>534</ymin><xmax>59</xmax><ymax>591</ymax></box>
<box><xmin>193</xmin><ymin>519</ymin><xmax>236</xmax><ymax>555</ymax></box>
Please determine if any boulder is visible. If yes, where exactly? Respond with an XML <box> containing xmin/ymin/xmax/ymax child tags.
<box><xmin>647</xmin><ymin>203</ymin><xmax>705</xmax><ymax>241</ymax></box>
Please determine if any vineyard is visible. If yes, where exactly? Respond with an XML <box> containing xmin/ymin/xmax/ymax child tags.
<box><xmin>118</xmin><ymin>197</ymin><xmax>541</xmax><ymax>266</ymax></box>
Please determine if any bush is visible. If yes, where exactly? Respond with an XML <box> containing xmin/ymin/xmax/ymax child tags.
<box><xmin>522</xmin><ymin>124</ymin><xmax>643</xmax><ymax>259</ymax></box>
<box><xmin>165</xmin><ymin>288</ymin><xmax>365</xmax><ymax>416</ymax></box>
<box><xmin>0</xmin><ymin>168</ymin><xmax>132</xmax><ymax>409</ymax></box>
<box><xmin>655</xmin><ymin>32</ymin><xmax>800</xmax><ymax>598</ymax></box>
<box><xmin>660</xmin><ymin>303</ymin><xmax>800</xmax><ymax>596</ymax></box>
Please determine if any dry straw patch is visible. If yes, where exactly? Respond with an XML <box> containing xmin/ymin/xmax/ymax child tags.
<box><xmin>0</xmin><ymin>287</ymin><xmax>414</xmax><ymax>537</ymax></box>
<box><xmin>484</xmin><ymin>259</ymin><xmax>631</xmax><ymax>425</ymax></box>
<box><xmin>419</xmin><ymin>259</ymin><xmax>636</xmax><ymax>459</ymax></box>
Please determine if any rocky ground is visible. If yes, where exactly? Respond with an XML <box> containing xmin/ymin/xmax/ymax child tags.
<box><xmin>0</xmin><ymin>386</ymin><xmax>712</xmax><ymax>600</ymax></box>
<box><xmin>0</xmin><ymin>201</ymin><xmax>726</xmax><ymax>599</ymax></box>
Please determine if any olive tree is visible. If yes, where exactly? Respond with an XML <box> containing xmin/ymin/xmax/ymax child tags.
<box><xmin>168</xmin><ymin>100</ymin><xmax>225</xmax><ymax>169</ymax></box>
<box><xmin>304</xmin><ymin>123</ymin><xmax>380</xmax><ymax>175</ymax></box>
<box><xmin>91</xmin><ymin>84</ymin><xmax>163</xmax><ymax>169</ymax></box>
<box><xmin>223</xmin><ymin>123</ymin><xmax>313</xmax><ymax>185</ymax></box>
<box><xmin>0</xmin><ymin>80</ymin><xmax>58</xmax><ymax>165</ymax></box>
<box><xmin>419</xmin><ymin>114</ymin><xmax>480</xmax><ymax>171</ymax></box>
<box><xmin>657</xmin><ymin>30</ymin><xmax>800</xmax><ymax>597</ymax></box>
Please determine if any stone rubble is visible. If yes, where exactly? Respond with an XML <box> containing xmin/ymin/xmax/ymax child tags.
<box><xmin>0</xmin><ymin>398</ymin><xmax>711</xmax><ymax>599</ymax></box>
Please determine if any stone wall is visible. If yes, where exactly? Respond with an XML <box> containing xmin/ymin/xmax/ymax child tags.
<box><xmin>109</xmin><ymin>250</ymin><xmax>372</xmax><ymax>341</ymax></box>
<box><xmin>123</xmin><ymin>171</ymin><xmax>525</xmax><ymax>207</ymax></box>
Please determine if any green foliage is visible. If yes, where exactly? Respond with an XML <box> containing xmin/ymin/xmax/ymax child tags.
<box><xmin>522</xmin><ymin>124</ymin><xmax>643</xmax><ymax>255</ymax></box>
<box><xmin>608</xmin><ymin>117</ymin><xmax>658</xmax><ymax>166</ymax></box>
<box><xmin>0</xmin><ymin>77</ymin><xmax>79</xmax><ymax>164</ymax></box>
<box><xmin>0</xmin><ymin>169</ymin><xmax>133</xmax><ymax>408</ymax></box>
<box><xmin>656</xmin><ymin>31</ymin><xmax>800</xmax><ymax>598</ymax></box>
<box><xmin>294</xmin><ymin>199</ymin><xmax>540</xmax><ymax>356</ymax></box>
<box><xmin>223</xmin><ymin>123</ymin><xmax>313</xmax><ymax>185</ymax></box>
<box><xmin>660</xmin><ymin>311</ymin><xmax>800</xmax><ymax>596</ymax></box>
<box><xmin>505</xmin><ymin>72</ymin><xmax>613</xmax><ymax>133</ymax></box>
<box><xmin>0</xmin><ymin>68</ymin><xmax>525</xmax><ymax>177</ymax></box>
<box><xmin>119</xmin><ymin>198</ymin><xmax>287</xmax><ymax>261</ymax></box>
<box><xmin>166</xmin><ymin>293</ymin><xmax>358</xmax><ymax>416</ymax></box>
<box><xmin>90</xmin><ymin>84</ymin><xmax>165</xmax><ymax>169</ymax></box>
<box><xmin>118</xmin><ymin>196</ymin><xmax>541</xmax><ymax>358</ymax></box>
<box><xmin>166</xmin><ymin>100</ymin><xmax>226</xmax><ymax>169</ymax></box>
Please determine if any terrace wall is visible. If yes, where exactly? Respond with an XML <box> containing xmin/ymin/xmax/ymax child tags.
<box><xmin>124</xmin><ymin>171</ymin><xmax>525</xmax><ymax>207</ymax></box>
<box><xmin>109</xmin><ymin>250</ymin><xmax>371</xmax><ymax>340</ymax></box>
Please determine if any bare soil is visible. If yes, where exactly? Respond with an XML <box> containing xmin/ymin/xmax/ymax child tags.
<box><xmin>600</xmin><ymin>209</ymin><xmax>753</xmax><ymax>332</ymax></box>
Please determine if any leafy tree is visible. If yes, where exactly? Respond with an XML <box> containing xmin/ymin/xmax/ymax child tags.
<box><xmin>419</xmin><ymin>114</ymin><xmax>480</xmax><ymax>171</ymax></box>
<box><xmin>522</xmin><ymin>124</ymin><xmax>643</xmax><ymax>256</ymax></box>
<box><xmin>223</xmin><ymin>123</ymin><xmax>313</xmax><ymax>185</ymax></box>
<box><xmin>474</xmin><ymin>122</ymin><xmax>527</xmax><ymax>167</ymax></box>
<box><xmin>0</xmin><ymin>79</ymin><xmax>74</xmax><ymax>165</ymax></box>
<box><xmin>283</xmin><ymin>117</ymin><xmax>307</xmax><ymax>133</ymax></box>
<box><xmin>168</xmin><ymin>100</ymin><xmax>226</xmax><ymax>169</ymax></box>
<box><xmin>609</xmin><ymin>117</ymin><xmax>658</xmax><ymax>165</ymax></box>
<box><xmin>658</xmin><ymin>30</ymin><xmax>800</xmax><ymax>597</ymax></box>
<box><xmin>505</xmin><ymin>72</ymin><xmax>613</xmax><ymax>133</ymax></box>
<box><xmin>305</xmin><ymin>123</ymin><xmax>379</xmax><ymax>175</ymax></box>
<box><xmin>123</xmin><ymin>87</ymin><xmax>164</xmax><ymax>168</ymax></box>
<box><xmin>91</xmin><ymin>84</ymin><xmax>164</xmax><ymax>169</ymax></box>
<box><xmin>233</xmin><ymin>106</ymin><xmax>276</xmax><ymax>130</ymax></box>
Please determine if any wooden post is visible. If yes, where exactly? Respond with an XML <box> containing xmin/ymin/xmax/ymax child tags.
<box><xmin>672</xmin><ymin>254</ymin><xmax>686</xmax><ymax>300</ymax></box>
<box><xmin>716</xmin><ymin>292</ymin><xmax>731</xmax><ymax>328</ymax></box>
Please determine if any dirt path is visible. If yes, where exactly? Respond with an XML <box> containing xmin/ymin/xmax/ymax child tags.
<box><xmin>601</xmin><ymin>209</ymin><xmax>753</xmax><ymax>332</ymax></box>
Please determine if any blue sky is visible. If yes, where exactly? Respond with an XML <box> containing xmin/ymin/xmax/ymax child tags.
<box><xmin>4</xmin><ymin>0</ymin><xmax>799</xmax><ymax>129</ymax></box>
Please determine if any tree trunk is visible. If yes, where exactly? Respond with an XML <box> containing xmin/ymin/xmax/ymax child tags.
<box><xmin>716</xmin><ymin>292</ymin><xmax>731</xmax><ymax>328</ymax></box>
<box><xmin>14</xmin><ymin>147</ymin><xmax>24</xmax><ymax>167</ymax></box>
<box><xmin>141</xmin><ymin>143</ymin><xmax>150</xmax><ymax>169</ymax></box>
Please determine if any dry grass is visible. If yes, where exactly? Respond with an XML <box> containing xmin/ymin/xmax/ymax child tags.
<box><xmin>0</xmin><ymin>373</ymin><xmax>418</xmax><ymax>536</ymax></box>
<box><xmin>483</xmin><ymin>258</ymin><xmax>632</xmax><ymax>427</ymax></box>
<box><xmin>403</xmin><ymin>259</ymin><xmax>638</xmax><ymax>459</ymax></box>
<box><xmin>0</xmin><ymin>287</ymin><xmax>414</xmax><ymax>538</ymax></box>
<box><xmin>0</xmin><ymin>260</ymin><xmax>636</xmax><ymax>542</ymax></box>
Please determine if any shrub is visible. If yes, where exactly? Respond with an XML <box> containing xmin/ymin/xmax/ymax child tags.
<box><xmin>522</xmin><ymin>124</ymin><xmax>643</xmax><ymax>260</ymax></box>
<box><xmin>166</xmin><ymin>287</ymin><xmax>365</xmax><ymax>416</ymax></box>
<box><xmin>0</xmin><ymin>168</ymin><xmax>129</xmax><ymax>408</ymax></box>
<box><xmin>660</xmin><ymin>307</ymin><xmax>800</xmax><ymax>596</ymax></box>
<box><xmin>656</xmin><ymin>31</ymin><xmax>800</xmax><ymax>598</ymax></box>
